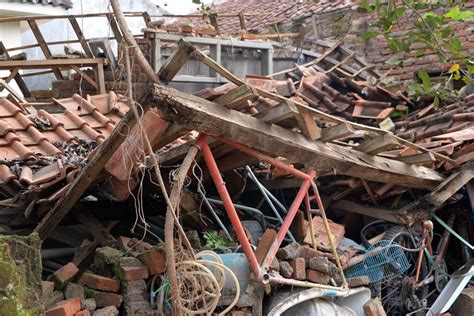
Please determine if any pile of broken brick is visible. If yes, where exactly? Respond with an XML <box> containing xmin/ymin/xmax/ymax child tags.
<box><xmin>43</xmin><ymin>241</ymin><xmax>165</xmax><ymax>316</ymax></box>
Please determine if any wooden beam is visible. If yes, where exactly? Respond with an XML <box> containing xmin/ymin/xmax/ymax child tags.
<box><xmin>106</xmin><ymin>13</ymin><xmax>123</xmax><ymax>44</ymax></box>
<box><xmin>356</xmin><ymin>133</ymin><xmax>399</xmax><ymax>154</ymax></box>
<box><xmin>395</xmin><ymin>152</ymin><xmax>436</xmax><ymax>165</ymax></box>
<box><xmin>254</xmin><ymin>101</ymin><xmax>298</xmax><ymax>123</ymax></box>
<box><xmin>70</xmin><ymin>65</ymin><xmax>98</xmax><ymax>89</ymax></box>
<box><xmin>148</xmin><ymin>84</ymin><xmax>443</xmax><ymax>189</ymax></box>
<box><xmin>295</xmin><ymin>106</ymin><xmax>321</xmax><ymax>141</ymax></box>
<box><xmin>34</xmin><ymin>96</ymin><xmax>152</xmax><ymax>240</ymax></box>
<box><xmin>68</xmin><ymin>16</ymin><xmax>93</xmax><ymax>58</ymax></box>
<box><xmin>213</xmin><ymin>84</ymin><xmax>256</xmax><ymax>109</ymax></box>
<box><xmin>74</xmin><ymin>210</ymin><xmax>117</xmax><ymax>247</ymax></box>
<box><xmin>27</xmin><ymin>18</ymin><xmax>64</xmax><ymax>80</ymax></box>
<box><xmin>331</xmin><ymin>199</ymin><xmax>409</xmax><ymax>224</ymax></box>
<box><xmin>321</xmin><ymin>123</ymin><xmax>355</xmax><ymax>142</ymax></box>
<box><xmin>0</xmin><ymin>41</ymin><xmax>30</xmax><ymax>97</ymax></box>
<box><xmin>157</xmin><ymin>40</ymin><xmax>196</xmax><ymax>83</ymax></box>
<box><xmin>0</xmin><ymin>58</ymin><xmax>107</xmax><ymax>69</ymax></box>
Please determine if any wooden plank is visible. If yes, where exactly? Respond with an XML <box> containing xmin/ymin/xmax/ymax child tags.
<box><xmin>295</xmin><ymin>106</ymin><xmax>321</xmax><ymax>141</ymax></box>
<box><xmin>213</xmin><ymin>84</ymin><xmax>255</xmax><ymax>109</ymax></box>
<box><xmin>34</xmin><ymin>98</ymin><xmax>152</xmax><ymax>240</ymax></box>
<box><xmin>321</xmin><ymin>123</ymin><xmax>355</xmax><ymax>142</ymax></box>
<box><xmin>74</xmin><ymin>210</ymin><xmax>117</xmax><ymax>247</ymax></box>
<box><xmin>332</xmin><ymin>199</ymin><xmax>408</xmax><ymax>224</ymax></box>
<box><xmin>96</xmin><ymin>62</ymin><xmax>106</xmax><ymax>94</ymax></box>
<box><xmin>0</xmin><ymin>79</ymin><xmax>26</xmax><ymax>104</ymax></box>
<box><xmin>254</xmin><ymin>101</ymin><xmax>298</xmax><ymax>123</ymax></box>
<box><xmin>356</xmin><ymin>133</ymin><xmax>399</xmax><ymax>154</ymax></box>
<box><xmin>395</xmin><ymin>152</ymin><xmax>436</xmax><ymax>164</ymax></box>
<box><xmin>149</xmin><ymin>84</ymin><xmax>444</xmax><ymax>189</ymax></box>
<box><xmin>70</xmin><ymin>65</ymin><xmax>98</xmax><ymax>89</ymax></box>
<box><xmin>106</xmin><ymin>13</ymin><xmax>123</xmax><ymax>43</ymax></box>
<box><xmin>68</xmin><ymin>16</ymin><xmax>93</xmax><ymax>58</ymax></box>
<box><xmin>0</xmin><ymin>58</ymin><xmax>107</xmax><ymax>69</ymax></box>
<box><xmin>158</xmin><ymin>40</ymin><xmax>196</xmax><ymax>83</ymax></box>
<box><xmin>27</xmin><ymin>18</ymin><xmax>64</xmax><ymax>80</ymax></box>
<box><xmin>73</xmin><ymin>221</ymin><xmax>117</xmax><ymax>266</ymax></box>
<box><xmin>0</xmin><ymin>41</ymin><xmax>30</xmax><ymax>97</ymax></box>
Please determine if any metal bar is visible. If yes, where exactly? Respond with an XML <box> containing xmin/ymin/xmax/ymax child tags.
<box><xmin>261</xmin><ymin>173</ymin><xmax>315</xmax><ymax>271</ymax></box>
<box><xmin>198</xmin><ymin>189</ymin><xmax>233</xmax><ymax>241</ymax></box>
<box><xmin>246</xmin><ymin>166</ymin><xmax>296</xmax><ymax>242</ymax></box>
<box><xmin>207</xmin><ymin>198</ymin><xmax>267</xmax><ymax>231</ymax></box>
<box><xmin>218</xmin><ymin>137</ymin><xmax>310</xmax><ymax>180</ymax></box>
<box><xmin>305</xmin><ymin>192</ymin><xmax>317</xmax><ymax>249</ymax></box>
<box><xmin>310</xmin><ymin>180</ymin><xmax>347</xmax><ymax>286</ymax></box>
<box><xmin>197</xmin><ymin>134</ymin><xmax>261</xmax><ymax>279</ymax></box>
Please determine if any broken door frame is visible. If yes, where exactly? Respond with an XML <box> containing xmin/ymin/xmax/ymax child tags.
<box><xmin>195</xmin><ymin>133</ymin><xmax>347</xmax><ymax>288</ymax></box>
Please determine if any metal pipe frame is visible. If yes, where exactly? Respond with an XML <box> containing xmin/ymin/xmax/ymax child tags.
<box><xmin>196</xmin><ymin>133</ymin><xmax>345</xmax><ymax>288</ymax></box>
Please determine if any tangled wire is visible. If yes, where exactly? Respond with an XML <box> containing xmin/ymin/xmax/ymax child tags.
<box><xmin>152</xmin><ymin>250</ymin><xmax>240</xmax><ymax>315</ymax></box>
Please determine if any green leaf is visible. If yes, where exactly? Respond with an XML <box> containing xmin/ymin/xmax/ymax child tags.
<box><xmin>418</xmin><ymin>69</ymin><xmax>431</xmax><ymax>91</ymax></box>
<box><xmin>445</xmin><ymin>6</ymin><xmax>474</xmax><ymax>20</ymax></box>
<box><xmin>362</xmin><ymin>31</ymin><xmax>379</xmax><ymax>42</ymax></box>
<box><xmin>192</xmin><ymin>0</ymin><xmax>201</xmax><ymax>3</ymax></box>
<box><xmin>386</xmin><ymin>56</ymin><xmax>400</xmax><ymax>65</ymax></box>
<box><xmin>360</xmin><ymin>2</ymin><xmax>374</xmax><ymax>13</ymax></box>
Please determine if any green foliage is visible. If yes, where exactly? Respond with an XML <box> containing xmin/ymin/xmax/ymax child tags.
<box><xmin>359</xmin><ymin>0</ymin><xmax>474</xmax><ymax>104</ymax></box>
<box><xmin>203</xmin><ymin>231</ymin><xmax>230</xmax><ymax>249</ymax></box>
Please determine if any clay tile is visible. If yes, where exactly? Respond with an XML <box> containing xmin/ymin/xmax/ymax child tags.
<box><xmin>0</xmin><ymin>164</ymin><xmax>16</xmax><ymax>184</ymax></box>
<box><xmin>4</xmin><ymin>132</ymin><xmax>20</xmax><ymax>144</ymax></box>
<box><xmin>81</xmin><ymin>124</ymin><xmax>104</xmax><ymax>142</ymax></box>
<box><xmin>55</xmin><ymin>127</ymin><xmax>77</xmax><ymax>143</ymax></box>
<box><xmin>0</xmin><ymin>121</ymin><xmax>14</xmax><ymax>136</ymax></box>
<box><xmin>16</xmin><ymin>113</ymin><xmax>34</xmax><ymax>129</ymax></box>
<box><xmin>19</xmin><ymin>167</ymin><xmax>33</xmax><ymax>186</ymax></box>
<box><xmin>10</xmin><ymin>141</ymin><xmax>34</xmax><ymax>159</ymax></box>
<box><xmin>72</xmin><ymin>94</ymin><xmax>97</xmax><ymax>113</ymax></box>
<box><xmin>27</xmin><ymin>126</ymin><xmax>47</xmax><ymax>143</ymax></box>
<box><xmin>64</xmin><ymin>110</ymin><xmax>89</xmax><ymax>128</ymax></box>
<box><xmin>37</xmin><ymin>110</ymin><xmax>62</xmax><ymax>128</ymax></box>
<box><xmin>1</xmin><ymin>98</ymin><xmax>22</xmax><ymax>116</ymax></box>
<box><xmin>38</xmin><ymin>140</ymin><xmax>62</xmax><ymax>156</ymax></box>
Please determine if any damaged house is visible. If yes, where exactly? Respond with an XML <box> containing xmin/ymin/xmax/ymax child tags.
<box><xmin>0</xmin><ymin>0</ymin><xmax>473</xmax><ymax>315</ymax></box>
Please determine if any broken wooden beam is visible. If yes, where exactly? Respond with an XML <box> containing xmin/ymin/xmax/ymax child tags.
<box><xmin>356</xmin><ymin>133</ymin><xmax>399</xmax><ymax>154</ymax></box>
<box><xmin>147</xmin><ymin>84</ymin><xmax>443</xmax><ymax>189</ymax></box>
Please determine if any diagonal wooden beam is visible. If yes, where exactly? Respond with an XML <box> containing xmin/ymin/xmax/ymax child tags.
<box><xmin>27</xmin><ymin>18</ymin><xmax>64</xmax><ymax>80</ymax></box>
<box><xmin>147</xmin><ymin>84</ymin><xmax>444</xmax><ymax>189</ymax></box>
<box><xmin>0</xmin><ymin>41</ymin><xmax>31</xmax><ymax>97</ymax></box>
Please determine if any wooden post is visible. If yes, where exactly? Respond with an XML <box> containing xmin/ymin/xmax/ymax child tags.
<box><xmin>238</xmin><ymin>11</ymin><xmax>247</xmax><ymax>33</ymax></box>
<box><xmin>0</xmin><ymin>41</ymin><xmax>30</xmax><ymax>97</ymax></box>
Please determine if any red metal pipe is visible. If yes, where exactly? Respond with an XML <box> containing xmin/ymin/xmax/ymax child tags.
<box><xmin>217</xmin><ymin>137</ymin><xmax>311</xmax><ymax>181</ymax></box>
<box><xmin>261</xmin><ymin>171</ymin><xmax>315</xmax><ymax>271</ymax></box>
<box><xmin>196</xmin><ymin>134</ymin><xmax>262</xmax><ymax>279</ymax></box>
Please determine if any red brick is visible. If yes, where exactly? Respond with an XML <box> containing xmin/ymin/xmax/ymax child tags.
<box><xmin>46</xmin><ymin>298</ymin><xmax>81</xmax><ymax>316</ymax></box>
<box><xmin>80</xmin><ymin>273</ymin><xmax>120</xmax><ymax>293</ymax></box>
<box><xmin>299</xmin><ymin>246</ymin><xmax>321</xmax><ymax>262</ymax></box>
<box><xmin>121</xmin><ymin>266</ymin><xmax>149</xmax><ymax>281</ymax></box>
<box><xmin>289</xmin><ymin>210</ymin><xmax>307</xmax><ymax>242</ymax></box>
<box><xmin>42</xmin><ymin>281</ymin><xmax>55</xmax><ymax>297</ymax></box>
<box><xmin>74</xmin><ymin>311</ymin><xmax>91</xmax><ymax>316</ymax></box>
<box><xmin>138</xmin><ymin>248</ymin><xmax>166</xmax><ymax>275</ymax></box>
<box><xmin>364</xmin><ymin>298</ymin><xmax>386</xmax><ymax>316</ymax></box>
<box><xmin>289</xmin><ymin>258</ymin><xmax>306</xmax><ymax>280</ymax></box>
<box><xmin>51</xmin><ymin>262</ymin><xmax>79</xmax><ymax>290</ymax></box>
<box><xmin>94</xmin><ymin>292</ymin><xmax>123</xmax><ymax>308</ymax></box>
<box><xmin>306</xmin><ymin>269</ymin><xmax>330</xmax><ymax>284</ymax></box>
<box><xmin>116</xmin><ymin>236</ymin><xmax>132</xmax><ymax>252</ymax></box>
